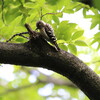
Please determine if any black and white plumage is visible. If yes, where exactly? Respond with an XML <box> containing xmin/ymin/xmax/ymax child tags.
<box><xmin>36</xmin><ymin>20</ymin><xmax>60</xmax><ymax>51</ymax></box>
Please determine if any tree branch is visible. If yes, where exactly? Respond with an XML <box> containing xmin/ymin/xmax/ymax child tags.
<box><xmin>0</xmin><ymin>76</ymin><xmax>76</xmax><ymax>96</ymax></box>
<box><xmin>0</xmin><ymin>35</ymin><xmax>100</xmax><ymax>100</ymax></box>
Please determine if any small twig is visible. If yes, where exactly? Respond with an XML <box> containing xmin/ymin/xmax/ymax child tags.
<box><xmin>41</xmin><ymin>12</ymin><xmax>62</xmax><ymax>19</ymax></box>
<box><xmin>40</xmin><ymin>7</ymin><xmax>43</xmax><ymax>20</ymax></box>
<box><xmin>6</xmin><ymin>24</ymin><xmax>37</xmax><ymax>42</ymax></box>
<box><xmin>1</xmin><ymin>0</ymin><xmax>6</xmax><ymax>25</ymax></box>
<box><xmin>6</xmin><ymin>32</ymin><xmax>29</xmax><ymax>42</ymax></box>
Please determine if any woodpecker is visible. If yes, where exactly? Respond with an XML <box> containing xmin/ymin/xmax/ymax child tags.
<box><xmin>36</xmin><ymin>20</ymin><xmax>60</xmax><ymax>51</ymax></box>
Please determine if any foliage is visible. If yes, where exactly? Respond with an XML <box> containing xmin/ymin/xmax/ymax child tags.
<box><xmin>0</xmin><ymin>0</ymin><xmax>100</xmax><ymax>100</ymax></box>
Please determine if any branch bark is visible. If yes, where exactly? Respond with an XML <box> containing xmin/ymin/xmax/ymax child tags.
<box><xmin>0</xmin><ymin>36</ymin><xmax>100</xmax><ymax>100</ymax></box>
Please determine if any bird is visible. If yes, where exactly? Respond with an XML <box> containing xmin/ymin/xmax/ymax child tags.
<box><xmin>36</xmin><ymin>20</ymin><xmax>60</xmax><ymax>51</ymax></box>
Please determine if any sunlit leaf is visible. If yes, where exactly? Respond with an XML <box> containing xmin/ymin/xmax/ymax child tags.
<box><xmin>90</xmin><ymin>20</ymin><xmax>98</xmax><ymax>29</ymax></box>
<box><xmin>57</xmin><ymin>21</ymin><xmax>69</xmax><ymax>39</ymax></box>
<box><xmin>68</xmin><ymin>44</ymin><xmax>77</xmax><ymax>55</ymax></box>
<box><xmin>90</xmin><ymin>7</ymin><xmax>99</xmax><ymax>15</ymax></box>
<box><xmin>75</xmin><ymin>40</ymin><xmax>87</xmax><ymax>46</ymax></box>
<box><xmin>0</xmin><ymin>20</ymin><xmax>4</xmax><ymax>28</ymax></box>
<box><xmin>64</xmin><ymin>9</ymin><xmax>74</xmax><ymax>14</ymax></box>
<box><xmin>11</xmin><ymin>15</ymin><xmax>23</xmax><ymax>26</ymax></box>
<box><xmin>15</xmin><ymin>26</ymin><xmax>26</xmax><ymax>33</ymax></box>
<box><xmin>90</xmin><ymin>14</ymin><xmax>100</xmax><ymax>29</ymax></box>
<box><xmin>21</xmin><ymin>0</ymin><xmax>25</xmax><ymax>4</ymax></box>
<box><xmin>24</xmin><ymin>2</ymin><xmax>35</xmax><ymax>8</ymax></box>
<box><xmin>97</xmin><ymin>43</ymin><xmax>100</xmax><ymax>50</ymax></box>
<box><xmin>94</xmin><ymin>32</ymin><xmax>100</xmax><ymax>38</ymax></box>
<box><xmin>74</xmin><ymin>5</ymin><xmax>82</xmax><ymax>12</ymax></box>
<box><xmin>5</xmin><ymin>7</ymin><xmax>21</xmax><ymax>24</ymax></box>
<box><xmin>91</xmin><ymin>38</ymin><xmax>100</xmax><ymax>45</ymax></box>
<box><xmin>59</xmin><ymin>44</ymin><xmax>68</xmax><ymax>51</ymax></box>
<box><xmin>52</xmin><ymin>15</ymin><xmax>59</xmax><ymax>24</ymax></box>
<box><xmin>46</xmin><ymin>0</ymin><xmax>71</xmax><ymax>11</ymax></box>
<box><xmin>83</xmin><ymin>8</ymin><xmax>89</xmax><ymax>18</ymax></box>
<box><xmin>57</xmin><ymin>40</ymin><xmax>66</xmax><ymax>44</ymax></box>
<box><xmin>71</xmin><ymin>30</ymin><xmax>84</xmax><ymax>40</ymax></box>
<box><xmin>57</xmin><ymin>21</ymin><xmax>77</xmax><ymax>41</ymax></box>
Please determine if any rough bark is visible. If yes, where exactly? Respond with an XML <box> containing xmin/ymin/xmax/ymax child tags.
<box><xmin>0</xmin><ymin>36</ymin><xmax>100</xmax><ymax>100</ymax></box>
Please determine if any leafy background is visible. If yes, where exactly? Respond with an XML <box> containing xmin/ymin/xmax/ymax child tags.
<box><xmin>0</xmin><ymin>0</ymin><xmax>100</xmax><ymax>100</ymax></box>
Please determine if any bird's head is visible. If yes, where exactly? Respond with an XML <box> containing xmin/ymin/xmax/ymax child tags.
<box><xmin>36</xmin><ymin>20</ymin><xmax>45</xmax><ymax>30</ymax></box>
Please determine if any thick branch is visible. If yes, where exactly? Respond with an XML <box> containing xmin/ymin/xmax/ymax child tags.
<box><xmin>0</xmin><ymin>36</ymin><xmax>100</xmax><ymax>100</ymax></box>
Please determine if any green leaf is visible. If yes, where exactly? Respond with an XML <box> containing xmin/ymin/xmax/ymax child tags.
<box><xmin>94</xmin><ymin>32</ymin><xmax>100</xmax><ymax>38</ymax></box>
<box><xmin>0</xmin><ymin>20</ymin><xmax>4</xmax><ymax>28</ymax></box>
<box><xmin>71</xmin><ymin>30</ymin><xmax>84</xmax><ymax>40</ymax></box>
<box><xmin>93</xmin><ymin>0</ymin><xmax>100</xmax><ymax>10</ymax></box>
<box><xmin>90</xmin><ymin>7</ymin><xmax>99</xmax><ymax>15</ymax></box>
<box><xmin>15</xmin><ymin>26</ymin><xmax>26</xmax><ymax>33</ymax></box>
<box><xmin>57</xmin><ymin>21</ymin><xmax>69</xmax><ymax>39</ymax></box>
<box><xmin>64</xmin><ymin>9</ymin><xmax>74</xmax><ymax>14</ymax></box>
<box><xmin>74</xmin><ymin>3</ymin><xmax>83</xmax><ymax>12</ymax></box>
<box><xmin>26</xmin><ymin>12</ymin><xmax>39</xmax><ymax>23</ymax></box>
<box><xmin>24</xmin><ymin>2</ymin><xmax>35</xmax><ymax>8</ymax></box>
<box><xmin>91</xmin><ymin>38</ymin><xmax>100</xmax><ymax>45</ymax></box>
<box><xmin>97</xmin><ymin>43</ymin><xmax>100</xmax><ymax>50</ymax></box>
<box><xmin>5</xmin><ymin>7</ymin><xmax>21</xmax><ymax>24</ymax></box>
<box><xmin>68</xmin><ymin>44</ymin><xmax>77</xmax><ymax>55</ymax></box>
<box><xmin>1</xmin><ymin>25</ymin><xmax>15</xmax><ymax>37</ymax></box>
<box><xmin>46</xmin><ymin>0</ymin><xmax>58</xmax><ymax>5</ymax></box>
<box><xmin>11</xmin><ymin>15</ymin><xmax>23</xmax><ymax>26</ymax></box>
<box><xmin>52</xmin><ymin>15</ymin><xmax>59</xmax><ymax>24</ymax></box>
<box><xmin>57</xmin><ymin>21</ymin><xmax>77</xmax><ymax>41</ymax></box>
<box><xmin>59</xmin><ymin>44</ymin><xmax>68</xmax><ymax>51</ymax></box>
<box><xmin>21</xmin><ymin>0</ymin><xmax>25</xmax><ymax>4</ymax></box>
<box><xmin>90</xmin><ymin>21</ymin><xmax>98</xmax><ymax>29</ymax></box>
<box><xmin>57</xmin><ymin>40</ymin><xmax>66</xmax><ymax>44</ymax></box>
<box><xmin>75</xmin><ymin>40</ymin><xmax>87</xmax><ymax>46</ymax></box>
<box><xmin>16</xmin><ymin>37</ymin><xmax>25</xmax><ymax>42</ymax></box>
<box><xmin>83</xmin><ymin>8</ymin><xmax>89</xmax><ymax>18</ymax></box>
<box><xmin>90</xmin><ymin>14</ymin><xmax>100</xmax><ymax>29</ymax></box>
